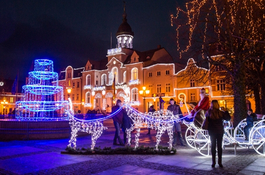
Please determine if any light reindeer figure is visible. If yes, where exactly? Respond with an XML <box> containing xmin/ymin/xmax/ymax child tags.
<box><xmin>67</xmin><ymin>99</ymin><xmax>121</xmax><ymax>150</ymax></box>
<box><xmin>124</xmin><ymin>105</ymin><xmax>181</xmax><ymax>150</ymax></box>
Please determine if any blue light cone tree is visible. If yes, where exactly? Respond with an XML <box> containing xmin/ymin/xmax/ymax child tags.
<box><xmin>16</xmin><ymin>59</ymin><xmax>69</xmax><ymax>120</ymax></box>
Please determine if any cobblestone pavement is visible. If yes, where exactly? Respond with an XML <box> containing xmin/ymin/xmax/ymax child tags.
<box><xmin>0</xmin><ymin>119</ymin><xmax>264</xmax><ymax>175</ymax></box>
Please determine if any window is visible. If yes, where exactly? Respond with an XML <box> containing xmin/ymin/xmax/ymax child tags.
<box><xmin>73</xmin><ymin>82</ymin><xmax>75</xmax><ymax>88</ymax></box>
<box><xmin>190</xmin><ymin>80</ymin><xmax>195</xmax><ymax>87</ymax></box>
<box><xmin>131</xmin><ymin>88</ymin><xmax>138</xmax><ymax>102</ymax></box>
<box><xmin>131</xmin><ymin>68</ymin><xmax>138</xmax><ymax>80</ymax></box>
<box><xmin>123</xmin><ymin>71</ymin><xmax>126</xmax><ymax>82</ymax></box>
<box><xmin>166</xmin><ymin>70</ymin><xmax>170</xmax><ymax>75</ymax></box>
<box><xmin>112</xmin><ymin>67</ymin><xmax>118</xmax><ymax>84</ymax></box>
<box><xmin>157</xmin><ymin>84</ymin><xmax>161</xmax><ymax>93</ymax></box>
<box><xmin>215</xmin><ymin>65</ymin><xmax>223</xmax><ymax>71</ymax></box>
<box><xmin>149</xmin><ymin>85</ymin><xmax>153</xmax><ymax>94</ymax></box>
<box><xmin>96</xmin><ymin>80</ymin><xmax>98</xmax><ymax>85</ymax></box>
<box><xmin>190</xmin><ymin>93</ymin><xmax>195</xmax><ymax>101</ymax></box>
<box><xmin>67</xmin><ymin>72</ymin><xmax>71</xmax><ymax>78</ymax></box>
<box><xmin>218</xmin><ymin>45</ymin><xmax>222</xmax><ymax>51</ymax></box>
<box><xmin>10</xmin><ymin>97</ymin><xmax>13</xmax><ymax>103</ymax></box>
<box><xmin>86</xmin><ymin>75</ymin><xmax>91</xmax><ymax>85</ymax></box>
<box><xmin>76</xmin><ymin>94</ymin><xmax>79</xmax><ymax>101</ymax></box>
<box><xmin>217</xmin><ymin>79</ymin><xmax>226</xmax><ymax>91</ymax></box>
<box><xmin>101</xmin><ymin>74</ymin><xmax>107</xmax><ymax>85</ymax></box>
<box><xmin>109</xmin><ymin>72</ymin><xmax>113</xmax><ymax>84</ymax></box>
<box><xmin>157</xmin><ymin>71</ymin><xmax>161</xmax><ymax>76</ymax></box>
<box><xmin>77</xmin><ymin>82</ymin><xmax>79</xmax><ymax>88</ymax></box>
<box><xmin>148</xmin><ymin>72</ymin><xmax>152</xmax><ymax>77</ymax></box>
<box><xmin>72</xmin><ymin>94</ymin><xmax>75</xmax><ymax>101</ymax></box>
<box><xmin>166</xmin><ymin>83</ymin><xmax>170</xmax><ymax>92</ymax></box>
<box><xmin>86</xmin><ymin>92</ymin><xmax>91</xmax><ymax>103</ymax></box>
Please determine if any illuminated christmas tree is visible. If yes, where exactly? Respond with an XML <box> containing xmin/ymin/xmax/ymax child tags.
<box><xmin>16</xmin><ymin>59</ymin><xmax>69</xmax><ymax>120</ymax></box>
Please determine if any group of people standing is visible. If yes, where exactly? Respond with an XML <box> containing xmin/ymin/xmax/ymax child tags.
<box><xmin>111</xmin><ymin>88</ymin><xmax>258</xmax><ymax>169</ymax></box>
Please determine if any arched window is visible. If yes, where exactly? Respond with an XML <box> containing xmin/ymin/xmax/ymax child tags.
<box><xmin>131</xmin><ymin>88</ymin><xmax>138</xmax><ymax>102</ymax></box>
<box><xmin>123</xmin><ymin>71</ymin><xmax>126</xmax><ymax>83</ymax></box>
<box><xmin>86</xmin><ymin>92</ymin><xmax>91</xmax><ymax>103</ymax></box>
<box><xmin>131</xmin><ymin>68</ymin><xmax>138</xmax><ymax>80</ymax></box>
<box><xmin>101</xmin><ymin>74</ymin><xmax>107</xmax><ymax>85</ymax></box>
<box><xmin>109</xmin><ymin>72</ymin><xmax>113</xmax><ymax>84</ymax></box>
<box><xmin>112</xmin><ymin>67</ymin><xmax>118</xmax><ymax>84</ymax></box>
<box><xmin>86</xmin><ymin>74</ymin><xmax>91</xmax><ymax>85</ymax></box>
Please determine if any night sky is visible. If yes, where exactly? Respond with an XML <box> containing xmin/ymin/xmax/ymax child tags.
<box><xmin>0</xmin><ymin>0</ymin><xmax>183</xmax><ymax>82</ymax></box>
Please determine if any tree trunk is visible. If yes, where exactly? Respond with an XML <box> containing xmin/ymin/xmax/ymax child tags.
<box><xmin>261</xmin><ymin>83</ymin><xmax>265</xmax><ymax>114</ymax></box>
<box><xmin>253</xmin><ymin>85</ymin><xmax>261</xmax><ymax>114</ymax></box>
<box><xmin>232</xmin><ymin>62</ymin><xmax>247</xmax><ymax>127</ymax></box>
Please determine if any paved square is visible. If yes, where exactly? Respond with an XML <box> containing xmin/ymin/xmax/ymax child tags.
<box><xmin>144</xmin><ymin>148</ymin><xmax>234</xmax><ymax>171</ymax></box>
<box><xmin>238</xmin><ymin>157</ymin><xmax>265</xmax><ymax>175</ymax></box>
<box><xmin>93</xmin><ymin>164</ymin><xmax>179</xmax><ymax>175</ymax></box>
<box><xmin>0</xmin><ymin>146</ymin><xmax>44</xmax><ymax>157</ymax></box>
<box><xmin>0</xmin><ymin>152</ymin><xmax>93</xmax><ymax>174</ymax></box>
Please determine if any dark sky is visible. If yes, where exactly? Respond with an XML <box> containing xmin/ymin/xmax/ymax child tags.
<box><xmin>0</xmin><ymin>0</ymin><xmax>183</xmax><ymax>82</ymax></box>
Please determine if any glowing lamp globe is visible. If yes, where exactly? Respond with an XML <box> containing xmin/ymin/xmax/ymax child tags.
<box><xmin>67</xmin><ymin>88</ymin><xmax>72</xmax><ymax>94</ymax></box>
<box><xmin>139</xmin><ymin>90</ymin><xmax>143</xmax><ymax>95</ymax></box>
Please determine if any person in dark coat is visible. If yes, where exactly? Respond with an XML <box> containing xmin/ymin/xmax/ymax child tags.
<box><xmin>121</xmin><ymin>109</ymin><xmax>132</xmax><ymax>144</ymax></box>
<box><xmin>147</xmin><ymin>105</ymin><xmax>156</xmax><ymax>135</ymax></box>
<box><xmin>167</xmin><ymin>98</ymin><xmax>186</xmax><ymax>146</ymax></box>
<box><xmin>244</xmin><ymin>109</ymin><xmax>257</xmax><ymax>141</ymax></box>
<box><xmin>112</xmin><ymin>99</ymin><xmax>124</xmax><ymax>145</ymax></box>
<box><xmin>206</xmin><ymin>100</ymin><xmax>231</xmax><ymax>168</ymax></box>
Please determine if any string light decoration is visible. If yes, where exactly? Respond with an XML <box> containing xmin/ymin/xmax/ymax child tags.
<box><xmin>124</xmin><ymin>104</ymin><xmax>189</xmax><ymax>150</ymax></box>
<box><xmin>15</xmin><ymin>59</ymin><xmax>69</xmax><ymax>120</ymax></box>
<box><xmin>67</xmin><ymin>98</ymin><xmax>123</xmax><ymax>150</ymax></box>
<box><xmin>171</xmin><ymin>0</ymin><xmax>265</xmax><ymax>126</ymax></box>
<box><xmin>171</xmin><ymin>0</ymin><xmax>264</xmax><ymax>59</ymax></box>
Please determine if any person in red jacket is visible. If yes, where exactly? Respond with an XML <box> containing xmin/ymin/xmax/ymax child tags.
<box><xmin>188</xmin><ymin>88</ymin><xmax>210</xmax><ymax>128</ymax></box>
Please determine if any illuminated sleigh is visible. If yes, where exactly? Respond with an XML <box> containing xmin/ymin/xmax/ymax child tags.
<box><xmin>179</xmin><ymin>93</ymin><xmax>265</xmax><ymax>157</ymax></box>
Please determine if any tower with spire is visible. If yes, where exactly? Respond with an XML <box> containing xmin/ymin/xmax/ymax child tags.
<box><xmin>116</xmin><ymin>1</ymin><xmax>134</xmax><ymax>49</ymax></box>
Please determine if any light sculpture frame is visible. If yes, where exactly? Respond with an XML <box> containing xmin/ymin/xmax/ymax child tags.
<box><xmin>15</xmin><ymin>59</ymin><xmax>69</xmax><ymax>120</ymax></box>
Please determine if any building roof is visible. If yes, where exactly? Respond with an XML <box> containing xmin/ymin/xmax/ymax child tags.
<box><xmin>124</xmin><ymin>47</ymin><xmax>174</xmax><ymax>67</ymax></box>
<box><xmin>116</xmin><ymin>9</ymin><xmax>134</xmax><ymax>36</ymax></box>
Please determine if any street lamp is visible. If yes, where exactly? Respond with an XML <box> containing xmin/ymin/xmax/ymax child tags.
<box><xmin>139</xmin><ymin>86</ymin><xmax>150</xmax><ymax>112</ymax></box>
<box><xmin>1</xmin><ymin>100</ymin><xmax>8</xmax><ymax>115</ymax></box>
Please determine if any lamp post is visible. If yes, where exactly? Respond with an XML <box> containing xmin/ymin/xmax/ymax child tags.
<box><xmin>1</xmin><ymin>99</ymin><xmax>8</xmax><ymax>116</ymax></box>
<box><xmin>139</xmin><ymin>86</ymin><xmax>150</xmax><ymax>112</ymax></box>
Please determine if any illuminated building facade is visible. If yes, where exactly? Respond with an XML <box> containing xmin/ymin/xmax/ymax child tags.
<box><xmin>58</xmin><ymin>8</ymin><xmax>255</xmax><ymax>115</ymax></box>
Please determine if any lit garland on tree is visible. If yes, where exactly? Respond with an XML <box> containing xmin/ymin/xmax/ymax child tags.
<box><xmin>171</xmin><ymin>0</ymin><xmax>265</xmax><ymax>126</ymax></box>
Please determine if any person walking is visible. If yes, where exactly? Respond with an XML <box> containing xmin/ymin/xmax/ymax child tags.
<box><xmin>205</xmin><ymin>100</ymin><xmax>231</xmax><ymax>168</ymax></box>
<box><xmin>147</xmin><ymin>105</ymin><xmax>155</xmax><ymax>135</ymax></box>
<box><xmin>167</xmin><ymin>98</ymin><xmax>186</xmax><ymax>146</ymax></box>
<box><xmin>112</xmin><ymin>99</ymin><xmax>124</xmax><ymax>146</ymax></box>
<box><xmin>244</xmin><ymin>109</ymin><xmax>257</xmax><ymax>141</ymax></box>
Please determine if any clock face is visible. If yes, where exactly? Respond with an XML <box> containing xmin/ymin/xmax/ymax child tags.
<box><xmin>113</xmin><ymin>60</ymin><xmax>116</xmax><ymax>65</ymax></box>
